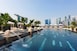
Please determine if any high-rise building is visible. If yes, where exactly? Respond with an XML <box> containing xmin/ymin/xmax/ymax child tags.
<box><xmin>15</xmin><ymin>14</ymin><xmax>21</xmax><ymax>22</ymax></box>
<box><xmin>68</xmin><ymin>15</ymin><xmax>71</xmax><ymax>26</ymax></box>
<box><xmin>62</xmin><ymin>15</ymin><xmax>72</xmax><ymax>26</ymax></box>
<box><xmin>56</xmin><ymin>19</ymin><xmax>58</xmax><ymax>25</ymax></box>
<box><xmin>45</xmin><ymin>19</ymin><xmax>51</xmax><ymax>25</ymax></box>
<box><xmin>45</xmin><ymin>19</ymin><xmax>49</xmax><ymax>24</ymax></box>
<box><xmin>59</xmin><ymin>18</ymin><xmax>61</xmax><ymax>24</ymax></box>
<box><xmin>18</xmin><ymin>16</ymin><xmax>21</xmax><ymax>22</ymax></box>
<box><xmin>65</xmin><ymin>16</ymin><xmax>67</xmax><ymax>21</ymax></box>
<box><xmin>49</xmin><ymin>19</ymin><xmax>51</xmax><ymax>25</ymax></box>
<box><xmin>72</xmin><ymin>17</ymin><xmax>76</xmax><ymax>22</ymax></box>
<box><xmin>62</xmin><ymin>16</ymin><xmax>68</xmax><ymax>26</ymax></box>
<box><xmin>56</xmin><ymin>18</ymin><xmax>62</xmax><ymax>25</ymax></box>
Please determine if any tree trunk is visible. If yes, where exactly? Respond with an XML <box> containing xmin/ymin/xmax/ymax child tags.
<box><xmin>1</xmin><ymin>25</ymin><xmax>3</xmax><ymax>31</ymax></box>
<box><xmin>72</xmin><ymin>27</ymin><xmax>74</xmax><ymax>31</ymax></box>
<box><xmin>76</xmin><ymin>28</ymin><xmax>77</xmax><ymax>32</ymax></box>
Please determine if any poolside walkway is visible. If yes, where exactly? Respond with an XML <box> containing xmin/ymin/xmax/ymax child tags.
<box><xmin>63</xmin><ymin>28</ymin><xmax>77</xmax><ymax>33</ymax></box>
<box><xmin>0</xmin><ymin>28</ymin><xmax>42</xmax><ymax>47</ymax></box>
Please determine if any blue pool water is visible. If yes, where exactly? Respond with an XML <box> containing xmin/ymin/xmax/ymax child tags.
<box><xmin>9</xmin><ymin>29</ymin><xmax>77</xmax><ymax>51</ymax></box>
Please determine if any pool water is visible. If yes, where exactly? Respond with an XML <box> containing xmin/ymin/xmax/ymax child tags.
<box><xmin>9</xmin><ymin>29</ymin><xmax>77</xmax><ymax>51</ymax></box>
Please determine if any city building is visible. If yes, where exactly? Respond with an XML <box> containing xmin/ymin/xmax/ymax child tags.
<box><xmin>45</xmin><ymin>19</ymin><xmax>51</xmax><ymax>28</ymax></box>
<box><xmin>62</xmin><ymin>15</ymin><xmax>71</xmax><ymax>27</ymax></box>
<box><xmin>56</xmin><ymin>18</ymin><xmax>62</xmax><ymax>25</ymax></box>
<box><xmin>45</xmin><ymin>19</ymin><xmax>51</xmax><ymax>25</ymax></box>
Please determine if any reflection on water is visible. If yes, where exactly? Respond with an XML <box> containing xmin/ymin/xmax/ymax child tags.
<box><xmin>6</xmin><ymin>29</ymin><xmax>77</xmax><ymax>51</ymax></box>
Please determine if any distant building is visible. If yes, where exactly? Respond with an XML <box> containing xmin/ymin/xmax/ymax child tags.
<box><xmin>56</xmin><ymin>18</ymin><xmax>62</xmax><ymax>25</ymax></box>
<box><xmin>45</xmin><ymin>19</ymin><xmax>51</xmax><ymax>27</ymax></box>
<box><xmin>18</xmin><ymin>16</ymin><xmax>21</xmax><ymax>22</ymax></box>
<box><xmin>68</xmin><ymin>15</ymin><xmax>71</xmax><ymax>26</ymax></box>
<box><xmin>62</xmin><ymin>15</ymin><xmax>71</xmax><ymax>27</ymax></box>
<box><xmin>45</xmin><ymin>19</ymin><xmax>49</xmax><ymax>24</ymax></box>
<box><xmin>65</xmin><ymin>16</ymin><xmax>67</xmax><ymax>21</ymax></box>
<box><xmin>72</xmin><ymin>17</ymin><xmax>76</xmax><ymax>22</ymax></box>
<box><xmin>49</xmin><ymin>19</ymin><xmax>51</xmax><ymax>25</ymax></box>
<box><xmin>56</xmin><ymin>19</ymin><xmax>58</xmax><ymax>25</ymax></box>
<box><xmin>59</xmin><ymin>18</ymin><xmax>61</xmax><ymax>24</ymax></box>
<box><xmin>14</xmin><ymin>14</ymin><xmax>21</xmax><ymax>22</ymax></box>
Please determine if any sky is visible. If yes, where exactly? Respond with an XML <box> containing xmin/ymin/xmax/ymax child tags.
<box><xmin>0</xmin><ymin>0</ymin><xmax>77</xmax><ymax>25</ymax></box>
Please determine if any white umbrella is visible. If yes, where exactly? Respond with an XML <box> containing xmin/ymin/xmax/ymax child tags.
<box><xmin>17</xmin><ymin>22</ymin><xmax>23</xmax><ymax>25</ymax></box>
<box><xmin>7</xmin><ymin>21</ymin><xmax>14</xmax><ymax>24</ymax></box>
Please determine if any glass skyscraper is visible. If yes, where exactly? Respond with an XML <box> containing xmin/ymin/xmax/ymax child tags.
<box><xmin>45</xmin><ymin>19</ymin><xmax>49</xmax><ymax>24</ymax></box>
<box><xmin>68</xmin><ymin>15</ymin><xmax>71</xmax><ymax>26</ymax></box>
<box><xmin>45</xmin><ymin>19</ymin><xmax>51</xmax><ymax>25</ymax></box>
<box><xmin>18</xmin><ymin>16</ymin><xmax>21</xmax><ymax>22</ymax></box>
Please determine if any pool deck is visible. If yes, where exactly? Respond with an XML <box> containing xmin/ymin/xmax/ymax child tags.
<box><xmin>0</xmin><ymin>29</ymin><xmax>43</xmax><ymax>47</ymax></box>
<box><xmin>63</xmin><ymin>28</ymin><xmax>77</xmax><ymax>33</ymax></box>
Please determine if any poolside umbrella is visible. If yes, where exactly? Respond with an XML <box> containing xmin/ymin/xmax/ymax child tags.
<box><xmin>17</xmin><ymin>22</ymin><xmax>24</xmax><ymax>28</ymax></box>
<box><xmin>7</xmin><ymin>21</ymin><xmax>14</xmax><ymax>24</ymax></box>
<box><xmin>17</xmin><ymin>22</ymin><xmax>23</xmax><ymax>25</ymax></box>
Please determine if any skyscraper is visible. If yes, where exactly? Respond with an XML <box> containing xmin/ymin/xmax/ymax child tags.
<box><xmin>45</xmin><ymin>19</ymin><xmax>49</xmax><ymax>24</ymax></box>
<box><xmin>65</xmin><ymin>16</ymin><xmax>67</xmax><ymax>21</ymax></box>
<box><xmin>18</xmin><ymin>16</ymin><xmax>21</xmax><ymax>22</ymax></box>
<box><xmin>45</xmin><ymin>19</ymin><xmax>51</xmax><ymax>25</ymax></box>
<box><xmin>59</xmin><ymin>18</ymin><xmax>61</xmax><ymax>24</ymax></box>
<box><xmin>68</xmin><ymin>15</ymin><xmax>71</xmax><ymax>26</ymax></box>
<box><xmin>56</xmin><ymin>18</ymin><xmax>62</xmax><ymax>25</ymax></box>
<box><xmin>49</xmin><ymin>19</ymin><xmax>51</xmax><ymax>25</ymax></box>
<box><xmin>15</xmin><ymin>14</ymin><xmax>21</xmax><ymax>22</ymax></box>
<box><xmin>62</xmin><ymin>16</ymin><xmax>68</xmax><ymax>26</ymax></box>
<box><xmin>56</xmin><ymin>19</ymin><xmax>58</xmax><ymax>25</ymax></box>
<box><xmin>72</xmin><ymin>17</ymin><xmax>76</xmax><ymax>22</ymax></box>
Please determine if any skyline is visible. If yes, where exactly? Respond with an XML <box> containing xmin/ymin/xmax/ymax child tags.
<box><xmin>0</xmin><ymin>0</ymin><xmax>77</xmax><ymax>25</ymax></box>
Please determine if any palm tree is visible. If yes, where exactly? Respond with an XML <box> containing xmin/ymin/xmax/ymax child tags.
<box><xmin>1</xmin><ymin>13</ymin><xmax>10</xmax><ymax>25</ymax></box>
<box><xmin>25</xmin><ymin>18</ymin><xmax>28</xmax><ymax>23</ymax></box>
<box><xmin>0</xmin><ymin>15</ymin><xmax>4</xmax><ymax>30</ymax></box>
<box><xmin>21</xmin><ymin>17</ymin><xmax>28</xmax><ymax>29</ymax></box>
<box><xmin>0</xmin><ymin>16</ymin><xmax>3</xmax><ymax>25</ymax></box>
<box><xmin>0</xmin><ymin>13</ymin><xmax>11</xmax><ymax>31</ymax></box>
<box><xmin>29</xmin><ymin>19</ymin><xmax>34</xmax><ymax>24</ymax></box>
<box><xmin>71</xmin><ymin>21</ymin><xmax>77</xmax><ymax>31</ymax></box>
<box><xmin>21</xmin><ymin>17</ymin><xmax>28</xmax><ymax>24</ymax></box>
<box><xmin>34</xmin><ymin>21</ymin><xmax>41</xmax><ymax>27</ymax></box>
<box><xmin>27</xmin><ymin>19</ymin><xmax>34</xmax><ymax>27</ymax></box>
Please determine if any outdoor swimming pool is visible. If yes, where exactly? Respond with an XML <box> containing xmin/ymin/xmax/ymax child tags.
<box><xmin>9</xmin><ymin>29</ymin><xmax>77</xmax><ymax>51</ymax></box>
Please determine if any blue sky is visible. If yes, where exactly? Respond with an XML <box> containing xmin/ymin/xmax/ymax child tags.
<box><xmin>0</xmin><ymin>0</ymin><xmax>77</xmax><ymax>25</ymax></box>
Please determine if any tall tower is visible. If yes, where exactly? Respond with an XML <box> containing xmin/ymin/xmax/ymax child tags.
<box><xmin>68</xmin><ymin>15</ymin><xmax>71</xmax><ymax>26</ymax></box>
<box><xmin>45</xmin><ymin>19</ymin><xmax>49</xmax><ymax>25</ymax></box>
<box><xmin>45</xmin><ymin>19</ymin><xmax>51</xmax><ymax>28</ymax></box>
<box><xmin>56</xmin><ymin>19</ymin><xmax>58</xmax><ymax>25</ymax></box>
<box><xmin>65</xmin><ymin>16</ymin><xmax>67</xmax><ymax>21</ymax></box>
<box><xmin>49</xmin><ymin>19</ymin><xmax>51</xmax><ymax>25</ymax></box>
<box><xmin>73</xmin><ymin>17</ymin><xmax>76</xmax><ymax>22</ymax></box>
<box><xmin>14</xmin><ymin>14</ymin><xmax>21</xmax><ymax>22</ymax></box>
<box><xmin>59</xmin><ymin>18</ymin><xmax>61</xmax><ymax>24</ymax></box>
<box><xmin>64</xmin><ymin>16</ymin><xmax>68</xmax><ymax>26</ymax></box>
